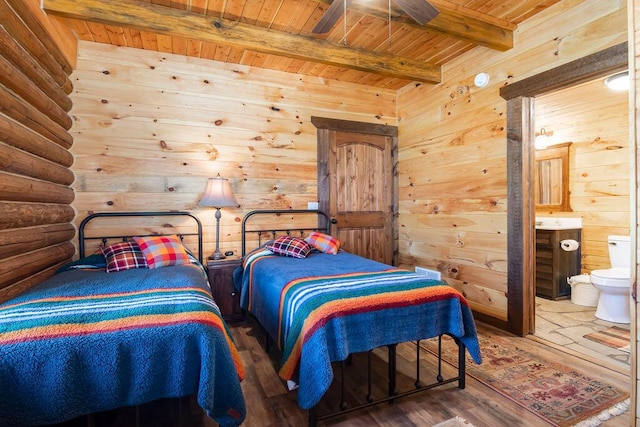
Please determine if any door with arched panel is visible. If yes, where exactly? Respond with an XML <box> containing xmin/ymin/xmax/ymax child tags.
<box><xmin>313</xmin><ymin>117</ymin><xmax>398</xmax><ymax>266</ymax></box>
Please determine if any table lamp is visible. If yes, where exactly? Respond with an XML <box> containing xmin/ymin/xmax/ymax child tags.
<box><xmin>198</xmin><ymin>174</ymin><xmax>239</xmax><ymax>260</ymax></box>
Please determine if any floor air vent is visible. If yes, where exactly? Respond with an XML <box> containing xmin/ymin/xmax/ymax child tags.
<box><xmin>414</xmin><ymin>267</ymin><xmax>441</xmax><ymax>280</ymax></box>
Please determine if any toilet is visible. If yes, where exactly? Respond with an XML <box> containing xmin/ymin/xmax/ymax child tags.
<box><xmin>590</xmin><ymin>235</ymin><xmax>631</xmax><ymax>324</ymax></box>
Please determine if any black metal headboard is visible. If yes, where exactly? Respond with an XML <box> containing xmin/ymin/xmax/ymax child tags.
<box><xmin>241</xmin><ymin>209</ymin><xmax>330</xmax><ymax>256</ymax></box>
<box><xmin>78</xmin><ymin>211</ymin><xmax>203</xmax><ymax>264</ymax></box>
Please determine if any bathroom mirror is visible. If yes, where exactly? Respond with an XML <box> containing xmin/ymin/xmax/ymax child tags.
<box><xmin>535</xmin><ymin>142</ymin><xmax>572</xmax><ymax>212</ymax></box>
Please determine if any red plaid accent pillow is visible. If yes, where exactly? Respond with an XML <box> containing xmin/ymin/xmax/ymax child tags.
<box><xmin>134</xmin><ymin>235</ymin><xmax>190</xmax><ymax>269</ymax></box>
<box><xmin>305</xmin><ymin>231</ymin><xmax>341</xmax><ymax>255</ymax></box>
<box><xmin>101</xmin><ymin>241</ymin><xmax>148</xmax><ymax>273</ymax></box>
<box><xmin>266</xmin><ymin>236</ymin><xmax>312</xmax><ymax>259</ymax></box>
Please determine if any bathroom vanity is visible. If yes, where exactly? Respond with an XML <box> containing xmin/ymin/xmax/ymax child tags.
<box><xmin>535</xmin><ymin>226</ymin><xmax>582</xmax><ymax>300</ymax></box>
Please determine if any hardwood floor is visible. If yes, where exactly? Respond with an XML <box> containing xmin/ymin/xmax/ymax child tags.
<box><xmin>229</xmin><ymin>317</ymin><xmax>631</xmax><ymax>426</ymax></box>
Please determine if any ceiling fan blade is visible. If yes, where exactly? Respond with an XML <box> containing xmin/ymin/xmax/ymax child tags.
<box><xmin>312</xmin><ymin>0</ymin><xmax>351</xmax><ymax>34</ymax></box>
<box><xmin>393</xmin><ymin>0</ymin><xmax>439</xmax><ymax>26</ymax></box>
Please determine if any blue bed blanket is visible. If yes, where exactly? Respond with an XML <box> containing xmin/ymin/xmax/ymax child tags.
<box><xmin>235</xmin><ymin>249</ymin><xmax>481</xmax><ymax>409</ymax></box>
<box><xmin>0</xmin><ymin>263</ymin><xmax>246</xmax><ymax>426</ymax></box>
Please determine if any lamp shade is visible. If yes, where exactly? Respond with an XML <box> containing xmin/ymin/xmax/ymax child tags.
<box><xmin>198</xmin><ymin>175</ymin><xmax>239</xmax><ymax>208</ymax></box>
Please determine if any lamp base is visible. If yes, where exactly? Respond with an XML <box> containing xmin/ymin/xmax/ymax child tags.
<box><xmin>208</xmin><ymin>251</ymin><xmax>226</xmax><ymax>260</ymax></box>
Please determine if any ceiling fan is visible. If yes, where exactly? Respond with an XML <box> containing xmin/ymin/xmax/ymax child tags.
<box><xmin>312</xmin><ymin>0</ymin><xmax>439</xmax><ymax>34</ymax></box>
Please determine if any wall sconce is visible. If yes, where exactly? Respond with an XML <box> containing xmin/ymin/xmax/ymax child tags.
<box><xmin>198</xmin><ymin>174</ymin><xmax>239</xmax><ymax>260</ymax></box>
<box><xmin>535</xmin><ymin>128</ymin><xmax>551</xmax><ymax>150</ymax></box>
<box><xmin>604</xmin><ymin>71</ymin><xmax>629</xmax><ymax>91</ymax></box>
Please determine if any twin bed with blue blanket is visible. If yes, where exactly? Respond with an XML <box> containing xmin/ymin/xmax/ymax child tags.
<box><xmin>0</xmin><ymin>212</ymin><xmax>246</xmax><ymax>426</ymax></box>
<box><xmin>235</xmin><ymin>209</ymin><xmax>482</xmax><ymax>425</ymax></box>
<box><xmin>1</xmin><ymin>208</ymin><xmax>481</xmax><ymax>426</ymax></box>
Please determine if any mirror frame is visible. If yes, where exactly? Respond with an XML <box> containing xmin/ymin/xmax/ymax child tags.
<box><xmin>535</xmin><ymin>142</ymin><xmax>572</xmax><ymax>212</ymax></box>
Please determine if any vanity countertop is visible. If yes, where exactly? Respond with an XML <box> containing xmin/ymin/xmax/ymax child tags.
<box><xmin>535</xmin><ymin>217</ymin><xmax>582</xmax><ymax>230</ymax></box>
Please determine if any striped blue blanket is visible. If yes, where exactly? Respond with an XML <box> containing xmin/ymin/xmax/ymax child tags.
<box><xmin>235</xmin><ymin>249</ymin><xmax>481</xmax><ymax>409</ymax></box>
<box><xmin>0</xmin><ymin>262</ymin><xmax>246</xmax><ymax>426</ymax></box>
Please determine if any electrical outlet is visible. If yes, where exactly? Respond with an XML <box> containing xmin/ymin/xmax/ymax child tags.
<box><xmin>307</xmin><ymin>202</ymin><xmax>319</xmax><ymax>210</ymax></box>
<box><xmin>415</xmin><ymin>266</ymin><xmax>441</xmax><ymax>280</ymax></box>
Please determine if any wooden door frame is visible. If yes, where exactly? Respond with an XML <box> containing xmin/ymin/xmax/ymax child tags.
<box><xmin>499</xmin><ymin>42</ymin><xmax>628</xmax><ymax>336</ymax></box>
<box><xmin>311</xmin><ymin>116</ymin><xmax>399</xmax><ymax>265</ymax></box>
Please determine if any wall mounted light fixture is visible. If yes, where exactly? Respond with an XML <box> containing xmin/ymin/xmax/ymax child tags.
<box><xmin>535</xmin><ymin>128</ymin><xmax>551</xmax><ymax>150</ymax></box>
<box><xmin>604</xmin><ymin>71</ymin><xmax>629</xmax><ymax>91</ymax></box>
<box><xmin>474</xmin><ymin>72</ymin><xmax>490</xmax><ymax>88</ymax></box>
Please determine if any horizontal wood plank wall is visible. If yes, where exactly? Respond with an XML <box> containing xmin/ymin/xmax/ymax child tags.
<box><xmin>535</xmin><ymin>77</ymin><xmax>629</xmax><ymax>272</ymax></box>
<box><xmin>0</xmin><ymin>0</ymin><xmax>77</xmax><ymax>304</ymax></box>
<box><xmin>396</xmin><ymin>0</ymin><xmax>627</xmax><ymax>321</ymax></box>
<box><xmin>70</xmin><ymin>41</ymin><xmax>396</xmax><ymax>258</ymax></box>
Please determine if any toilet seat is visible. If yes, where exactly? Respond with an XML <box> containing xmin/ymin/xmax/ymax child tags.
<box><xmin>591</xmin><ymin>267</ymin><xmax>630</xmax><ymax>287</ymax></box>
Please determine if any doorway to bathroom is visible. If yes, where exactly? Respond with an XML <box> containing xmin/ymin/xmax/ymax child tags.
<box><xmin>499</xmin><ymin>43</ymin><xmax>632</xmax><ymax>374</ymax></box>
<box><xmin>531</xmin><ymin>76</ymin><xmax>631</xmax><ymax>371</ymax></box>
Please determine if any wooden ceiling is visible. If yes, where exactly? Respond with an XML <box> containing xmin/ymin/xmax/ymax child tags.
<box><xmin>44</xmin><ymin>0</ymin><xmax>561</xmax><ymax>90</ymax></box>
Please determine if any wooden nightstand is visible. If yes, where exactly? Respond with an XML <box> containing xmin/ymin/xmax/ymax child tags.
<box><xmin>207</xmin><ymin>257</ymin><xmax>243</xmax><ymax>323</ymax></box>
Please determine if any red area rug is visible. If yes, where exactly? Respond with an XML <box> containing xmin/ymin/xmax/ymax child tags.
<box><xmin>423</xmin><ymin>326</ymin><xmax>629</xmax><ymax>427</ymax></box>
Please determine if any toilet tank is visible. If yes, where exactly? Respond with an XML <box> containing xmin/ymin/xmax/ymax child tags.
<box><xmin>608</xmin><ymin>235</ymin><xmax>630</xmax><ymax>268</ymax></box>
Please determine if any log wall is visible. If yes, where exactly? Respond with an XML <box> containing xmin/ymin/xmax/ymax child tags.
<box><xmin>70</xmin><ymin>41</ymin><xmax>396</xmax><ymax>259</ymax></box>
<box><xmin>396</xmin><ymin>0</ymin><xmax>628</xmax><ymax>320</ymax></box>
<box><xmin>0</xmin><ymin>0</ymin><xmax>77</xmax><ymax>304</ymax></box>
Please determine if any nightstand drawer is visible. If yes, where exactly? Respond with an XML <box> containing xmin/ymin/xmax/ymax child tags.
<box><xmin>207</xmin><ymin>258</ymin><xmax>243</xmax><ymax>322</ymax></box>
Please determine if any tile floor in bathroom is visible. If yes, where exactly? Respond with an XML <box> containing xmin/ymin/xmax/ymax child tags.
<box><xmin>533</xmin><ymin>296</ymin><xmax>631</xmax><ymax>371</ymax></box>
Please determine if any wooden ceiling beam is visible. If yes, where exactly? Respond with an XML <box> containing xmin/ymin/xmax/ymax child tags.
<box><xmin>43</xmin><ymin>0</ymin><xmax>441</xmax><ymax>83</ymax></box>
<box><xmin>316</xmin><ymin>0</ymin><xmax>514</xmax><ymax>51</ymax></box>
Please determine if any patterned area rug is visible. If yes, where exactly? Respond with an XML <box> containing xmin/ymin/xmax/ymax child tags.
<box><xmin>584</xmin><ymin>326</ymin><xmax>631</xmax><ymax>353</ymax></box>
<box><xmin>423</xmin><ymin>327</ymin><xmax>630</xmax><ymax>427</ymax></box>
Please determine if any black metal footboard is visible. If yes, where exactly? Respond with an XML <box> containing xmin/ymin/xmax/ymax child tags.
<box><xmin>308</xmin><ymin>335</ymin><xmax>466</xmax><ymax>426</ymax></box>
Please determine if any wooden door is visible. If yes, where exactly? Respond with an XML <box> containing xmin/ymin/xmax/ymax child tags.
<box><xmin>312</xmin><ymin>117</ymin><xmax>398</xmax><ymax>265</ymax></box>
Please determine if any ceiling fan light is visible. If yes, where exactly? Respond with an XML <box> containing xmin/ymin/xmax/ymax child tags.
<box><xmin>604</xmin><ymin>71</ymin><xmax>629</xmax><ymax>91</ymax></box>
